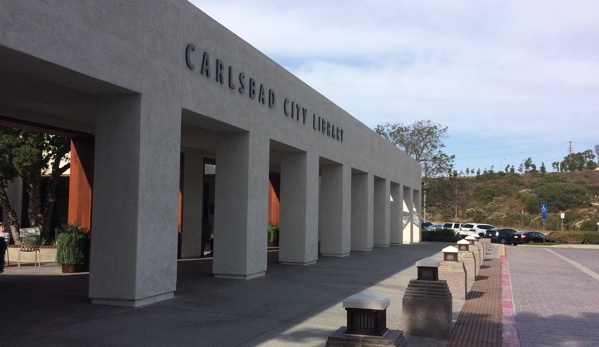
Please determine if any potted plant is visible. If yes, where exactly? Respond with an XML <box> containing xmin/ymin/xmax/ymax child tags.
<box><xmin>55</xmin><ymin>223</ymin><xmax>88</xmax><ymax>273</ymax></box>
<box><xmin>268</xmin><ymin>222</ymin><xmax>279</xmax><ymax>247</ymax></box>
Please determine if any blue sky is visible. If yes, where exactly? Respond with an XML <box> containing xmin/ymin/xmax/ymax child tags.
<box><xmin>190</xmin><ymin>0</ymin><xmax>599</xmax><ymax>174</ymax></box>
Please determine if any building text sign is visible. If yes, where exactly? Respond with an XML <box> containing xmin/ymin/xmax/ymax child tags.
<box><xmin>185</xmin><ymin>44</ymin><xmax>344</xmax><ymax>142</ymax></box>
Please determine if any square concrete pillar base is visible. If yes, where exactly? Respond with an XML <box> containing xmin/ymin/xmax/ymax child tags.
<box><xmin>402</xmin><ymin>280</ymin><xmax>452</xmax><ymax>339</ymax></box>
<box><xmin>351</xmin><ymin>247</ymin><xmax>373</xmax><ymax>252</ymax></box>
<box><xmin>91</xmin><ymin>292</ymin><xmax>174</xmax><ymax>307</ymax></box>
<box><xmin>280</xmin><ymin>261</ymin><xmax>317</xmax><ymax>266</ymax></box>
<box><xmin>320</xmin><ymin>253</ymin><xmax>350</xmax><ymax>258</ymax></box>
<box><xmin>214</xmin><ymin>272</ymin><xmax>265</xmax><ymax>280</ymax></box>
<box><xmin>374</xmin><ymin>244</ymin><xmax>390</xmax><ymax>248</ymax></box>
<box><xmin>439</xmin><ymin>261</ymin><xmax>468</xmax><ymax>300</ymax></box>
<box><xmin>325</xmin><ymin>327</ymin><xmax>407</xmax><ymax>347</ymax></box>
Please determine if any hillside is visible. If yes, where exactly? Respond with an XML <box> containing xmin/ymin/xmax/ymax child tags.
<box><xmin>425</xmin><ymin>170</ymin><xmax>599</xmax><ymax>231</ymax></box>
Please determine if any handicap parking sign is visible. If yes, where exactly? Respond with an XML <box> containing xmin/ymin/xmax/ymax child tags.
<box><xmin>541</xmin><ymin>204</ymin><xmax>547</xmax><ymax>219</ymax></box>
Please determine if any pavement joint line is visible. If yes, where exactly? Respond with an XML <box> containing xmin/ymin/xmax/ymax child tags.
<box><xmin>544</xmin><ymin>248</ymin><xmax>599</xmax><ymax>282</ymax></box>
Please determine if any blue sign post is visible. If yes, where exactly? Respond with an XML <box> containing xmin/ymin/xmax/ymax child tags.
<box><xmin>541</xmin><ymin>204</ymin><xmax>548</xmax><ymax>231</ymax></box>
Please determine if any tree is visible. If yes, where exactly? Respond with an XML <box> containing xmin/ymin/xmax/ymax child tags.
<box><xmin>559</xmin><ymin>150</ymin><xmax>596</xmax><ymax>171</ymax></box>
<box><xmin>0</xmin><ymin>136</ymin><xmax>20</xmax><ymax>243</ymax></box>
<box><xmin>524</xmin><ymin>158</ymin><xmax>534</xmax><ymax>172</ymax></box>
<box><xmin>0</xmin><ymin>127</ymin><xmax>70</xmax><ymax>242</ymax></box>
<box><xmin>540</xmin><ymin>162</ymin><xmax>546</xmax><ymax>174</ymax></box>
<box><xmin>504</xmin><ymin>164</ymin><xmax>510</xmax><ymax>173</ymax></box>
<box><xmin>595</xmin><ymin>144</ymin><xmax>599</xmax><ymax>164</ymax></box>
<box><xmin>375</xmin><ymin>120</ymin><xmax>455</xmax><ymax>178</ymax></box>
<box><xmin>552</xmin><ymin>161</ymin><xmax>560</xmax><ymax>172</ymax></box>
<box><xmin>426</xmin><ymin>171</ymin><xmax>466</xmax><ymax>219</ymax></box>
<box><xmin>518</xmin><ymin>163</ymin><xmax>523</xmax><ymax>173</ymax></box>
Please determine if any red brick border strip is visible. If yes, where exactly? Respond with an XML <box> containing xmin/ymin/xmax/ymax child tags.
<box><xmin>501</xmin><ymin>255</ymin><xmax>519</xmax><ymax>347</ymax></box>
<box><xmin>447</xmin><ymin>258</ymin><xmax>502</xmax><ymax>347</ymax></box>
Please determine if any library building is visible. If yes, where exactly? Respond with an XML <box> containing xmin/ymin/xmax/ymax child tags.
<box><xmin>0</xmin><ymin>1</ymin><xmax>422</xmax><ymax>307</ymax></box>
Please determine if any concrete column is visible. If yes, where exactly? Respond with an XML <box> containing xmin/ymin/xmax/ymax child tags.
<box><xmin>351</xmin><ymin>171</ymin><xmax>373</xmax><ymax>251</ymax></box>
<box><xmin>319</xmin><ymin>162</ymin><xmax>351</xmax><ymax>257</ymax></box>
<box><xmin>90</xmin><ymin>94</ymin><xmax>181</xmax><ymax>307</ymax></box>
<box><xmin>373</xmin><ymin>177</ymin><xmax>390</xmax><ymax>247</ymax></box>
<box><xmin>180</xmin><ymin>148</ymin><xmax>204</xmax><ymax>258</ymax></box>
<box><xmin>213</xmin><ymin>131</ymin><xmax>269</xmax><ymax>279</ymax></box>
<box><xmin>402</xmin><ymin>186</ymin><xmax>413</xmax><ymax>244</ymax></box>
<box><xmin>412</xmin><ymin>189</ymin><xmax>422</xmax><ymax>242</ymax></box>
<box><xmin>279</xmin><ymin>151</ymin><xmax>319</xmax><ymax>265</ymax></box>
<box><xmin>390</xmin><ymin>182</ymin><xmax>402</xmax><ymax>245</ymax></box>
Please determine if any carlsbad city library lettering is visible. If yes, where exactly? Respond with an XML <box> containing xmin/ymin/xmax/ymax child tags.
<box><xmin>185</xmin><ymin>44</ymin><xmax>344</xmax><ymax>142</ymax></box>
<box><xmin>0</xmin><ymin>1</ymin><xmax>421</xmax><ymax>308</ymax></box>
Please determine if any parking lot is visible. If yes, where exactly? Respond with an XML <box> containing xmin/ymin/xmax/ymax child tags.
<box><xmin>507</xmin><ymin>245</ymin><xmax>599</xmax><ymax>347</ymax></box>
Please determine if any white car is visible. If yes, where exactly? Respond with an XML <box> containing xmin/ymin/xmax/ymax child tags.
<box><xmin>442</xmin><ymin>222</ymin><xmax>463</xmax><ymax>233</ymax></box>
<box><xmin>458</xmin><ymin>223</ymin><xmax>496</xmax><ymax>238</ymax></box>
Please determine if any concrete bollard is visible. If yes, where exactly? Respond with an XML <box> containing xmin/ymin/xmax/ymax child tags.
<box><xmin>465</xmin><ymin>236</ymin><xmax>481</xmax><ymax>276</ymax></box>
<box><xmin>457</xmin><ymin>239</ymin><xmax>476</xmax><ymax>291</ymax></box>
<box><xmin>480</xmin><ymin>237</ymin><xmax>491</xmax><ymax>258</ymax></box>
<box><xmin>438</xmin><ymin>246</ymin><xmax>467</xmax><ymax>300</ymax></box>
<box><xmin>472</xmin><ymin>234</ymin><xmax>484</xmax><ymax>263</ymax></box>
<box><xmin>325</xmin><ymin>290</ymin><xmax>407</xmax><ymax>346</ymax></box>
<box><xmin>402</xmin><ymin>257</ymin><xmax>452</xmax><ymax>339</ymax></box>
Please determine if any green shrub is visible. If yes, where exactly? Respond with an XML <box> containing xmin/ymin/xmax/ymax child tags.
<box><xmin>546</xmin><ymin>231</ymin><xmax>584</xmax><ymax>244</ymax></box>
<box><xmin>473</xmin><ymin>186</ymin><xmax>496</xmax><ymax>205</ymax></box>
<box><xmin>56</xmin><ymin>224</ymin><xmax>88</xmax><ymax>266</ymax></box>
<box><xmin>583</xmin><ymin>232</ymin><xmax>599</xmax><ymax>244</ymax></box>
<box><xmin>268</xmin><ymin>222</ymin><xmax>279</xmax><ymax>243</ymax></box>
<box><xmin>535</xmin><ymin>183</ymin><xmax>590</xmax><ymax>212</ymax></box>
<box><xmin>422</xmin><ymin>229</ymin><xmax>461</xmax><ymax>242</ymax></box>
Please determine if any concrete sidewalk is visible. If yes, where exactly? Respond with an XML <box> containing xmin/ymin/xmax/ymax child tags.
<box><xmin>1</xmin><ymin>242</ymin><xmax>465</xmax><ymax>347</ymax></box>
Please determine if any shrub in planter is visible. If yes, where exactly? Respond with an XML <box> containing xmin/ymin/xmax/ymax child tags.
<box><xmin>268</xmin><ymin>222</ymin><xmax>279</xmax><ymax>246</ymax></box>
<box><xmin>422</xmin><ymin>228</ymin><xmax>461</xmax><ymax>242</ymax></box>
<box><xmin>56</xmin><ymin>224</ymin><xmax>88</xmax><ymax>273</ymax></box>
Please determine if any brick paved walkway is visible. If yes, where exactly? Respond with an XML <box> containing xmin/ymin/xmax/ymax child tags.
<box><xmin>507</xmin><ymin>246</ymin><xmax>599</xmax><ymax>347</ymax></box>
<box><xmin>447</xmin><ymin>258</ymin><xmax>503</xmax><ymax>347</ymax></box>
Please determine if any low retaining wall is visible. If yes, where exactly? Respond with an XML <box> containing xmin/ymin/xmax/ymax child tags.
<box><xmin>5</xmin><ymin>246</ymin><xmax>57</xmax><ymax>264</ymax></box>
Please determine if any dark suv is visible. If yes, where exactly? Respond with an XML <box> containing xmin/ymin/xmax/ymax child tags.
<box><xmin>485</xmin><ymin>228</ymin><xmax>517</xmax><ymax>244</ymax></box>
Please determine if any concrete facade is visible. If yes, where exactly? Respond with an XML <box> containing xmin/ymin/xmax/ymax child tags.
<box><xmin>0</xmin><ymin>0</ymin><xmax>421</xmax><ymax>306</ymax></box>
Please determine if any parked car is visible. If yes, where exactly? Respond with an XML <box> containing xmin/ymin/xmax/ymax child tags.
<box><xmin>421</xmin><ymin>221</ymin><xmax>433</xmax><ymax>229</ymax></box>
<box><xmin>425</xmin><ymin>224</ymin><xmax>443</xmax><ymax>231</ymax></box>
<box><xmin>485</xmin><ymin>228</ymin><xmax>517</xmax><ymax>244</ymax></box>
<box><xmin>442</xmin><ymin>222</ymin><xmax>463</xmax><ymax>233</ymax></box>
<box><xmin>459</xmin><ymin>223</ymin><xmax>496</xmax><ymax>238</ymax></box>
<box><xmin>513</xmin><ymin>231</ymin><xmax>546</xmax><ymax>244</ymax></box>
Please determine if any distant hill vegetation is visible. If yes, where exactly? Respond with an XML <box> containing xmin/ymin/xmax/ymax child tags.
<box><xmin>425</xmin><ymin>170</ymin><xmax>599</xmax><ymax>231</ymax></box>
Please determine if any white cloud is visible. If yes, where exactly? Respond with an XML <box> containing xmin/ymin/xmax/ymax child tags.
<box><xmin>189</xmin><ymin>0</ymin><xmax>599</xmax><ymax>171</ymax></box>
